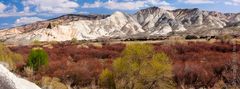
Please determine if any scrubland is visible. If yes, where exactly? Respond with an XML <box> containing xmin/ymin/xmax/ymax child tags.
<box><xmin>1</xmin><ymin>39</ymin><xmax>240</xmax><ymax>89</ymax></box>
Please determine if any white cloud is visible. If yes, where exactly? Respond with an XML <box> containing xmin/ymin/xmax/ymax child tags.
<box><xmin>0</xmin><ymin>2</ymin><xmax>6</xmax><ymax>12</ymax></box>
<box><xmin>0</xmin><ymin>12</ymin><xmax>36</xmax><ymax>17</ymax></box>
<box><xmin>82</xmin><ymin>0</ymin><xmax>175</xmax><ymax>10</ymax></box>
<box><xmin>82</xmin><ymin>1</ymin><xmax>103</xmax><ymax>8</ymax></box>
<box><xmin>225</xmin><ymin>0</ymin><xmax>240</xmax><ymax>6</ymax></box>
<box><xmin>5</xmin><ymin>5</ymin><xmax>17</xmax><ymax>13</ymax></box>
<box><xmin>154</xmin><ymin>1</ymin><xmax>176</xmax><ymax>10</ymax></box>
<box><xmin>104</xmin><ymin>1</ymin><xmax>146</xmax><ymax>10</ymax></box>
<box><xmin>83</xmin><ymin>0</ymin><xmax>146</xmax><ymax>10</ymax></box>
<box><xmin>159</xmin><ymin>5</ymin><xmax>176</xmax><ymax>10</ymax></box>
<box><xmin>144</xmin><ymin>0</ymin><xmax>170</xmax><ymax>6</ymax></box>
<box><xmin>14</xmin><ymin>17</ymin><xmax>45</xmax><ymax>26</ymax></box>
<box><xmin>178</xmin><ymin>0</ymin><xmax>215</xmax><ymax>4</ymax></box>
<box><xmin>0</xmin><ymin>0</ymin><xmax>80</xmax><ymax>17</ymax></box>
<box><xmin>22</xmin><ymin>0</ymin><xmax>79</xmax><ymax>14</ymax></box>
<box><xmin>158</xmin><ymin>1</ymin><xmax>171</xmax><ymax>6</ymax></box>
<box><xmin>0</xmin><ymin>3</ymin><xmax>36</xmax><ymax>17</ymax></box>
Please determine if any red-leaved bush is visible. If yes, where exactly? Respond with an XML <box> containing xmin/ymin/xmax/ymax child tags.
<box><xmin>9</xmin><ymin>42</ymin><xmax>240</xmax><ymax>88</ymax></box>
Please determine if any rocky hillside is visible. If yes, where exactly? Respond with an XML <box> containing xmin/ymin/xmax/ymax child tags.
<box><xmin>0</xmin><ymin>7</ymin><xmax>240</xmax><ymax>44</ymax></box>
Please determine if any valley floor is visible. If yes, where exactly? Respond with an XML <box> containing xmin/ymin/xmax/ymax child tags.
<box><xmin>4</xmin><ymin>39</ymin><xmax>240</xmax><ymax>89</ymax></box>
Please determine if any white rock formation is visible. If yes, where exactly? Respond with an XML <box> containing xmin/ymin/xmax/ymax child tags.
<box><xmin>2</xmin><ymin>11</ymin><xmax>144</xmax><ymax>43</ymax></box>
<box><xmin>134</xmin><ymin>7</ymin><xmax>186</xmax><ymax>35</ymax></box>
<box><xmin>0</xmin><ymin>7</ymin><xmax>240</xmax><ymax>43</ymax></box>
<box><xmin>0</xmin><ymin>64</ymin><xmax>41</xmax><ymax>89</ymax></box>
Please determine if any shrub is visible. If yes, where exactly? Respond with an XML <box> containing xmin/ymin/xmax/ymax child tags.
<box><xmin>212</xmin><ymin>80</ymin><xmax>226</xmax><ymax>89</ymax></box>
<box><xmin>32</xmin><ymin>40</ymin><xmax>41</xmax><ymax>46</ymax></box>
<box><xmin>112</xmin><ymin>44</ymin><xmax>174</xmax><ymax>89</ymax></box>
<box><xmin>103</xmin><ymin>43</ymin><xmax>125</xmax><ymax>52</ymax></box>
<box><xmin>217</xmin><ymin>35</ymin><xmax>233</xmax><ymax>43</ymax></box>
<box><xmin>71</xmin><ymin>38</ymin><xmax>78</xmax><ymax>44</ymax></box>
<box><xmin>40</xmin><ymin>76</ymin><xmax>68</xmax><ymax>89</ymax></box>
<box><xmin>99</xmin><ymin>69</ymin><xmax>116</xmax><ymax>89</ymax></box>
<box><xmin>27</xmin><ymin>47</ymin><xmax>49</xmax><ymax>71</ymax></box>
<box><xmin>121</xmin><ymin>44</ymin><xmax>154</xmax><ymax>62</ymax></box>
<box><xmin>0</xmin><ymin>43</ymin><xmax>24</xmax><ymax>70</ymax></box>
<box><xmin>165</xmin><ymin>36</ymin><xmax>186</xmax><ymax>46</ymax></box>
<box><xmin>60</xmin><ymin>59</ymin><xmax>103</xmax><ymax>87</ymax></box>
<box><xmin>24</xmin><ymin>66</ymin><xmax>34</xmax><ymax>77</ymax></box>
<box><xmin>185</xmin><ymin>35</ymin><xmax>199</xmax><ymax>39</ymax></box>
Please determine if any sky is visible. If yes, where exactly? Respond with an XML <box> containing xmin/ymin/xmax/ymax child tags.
<box><xmin>0</xmin><ymin>0</ymin><xmax>239</xmax><ymax>29</ymax></box>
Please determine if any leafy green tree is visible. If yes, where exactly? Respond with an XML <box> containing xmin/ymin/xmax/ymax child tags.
<box><xmin>99</xmin><ymin>69</ymin><xmax>116</xmax><ymax>89</ymax></box>
<box><xmin>27</xmin><ymin>47</ymin><xmax>49</xmax><ymax>71</ymax></box>
<box><xmin>112</xmin><ymin>44</ymin><xmax>174</xmax><ymax>89</ymax></box>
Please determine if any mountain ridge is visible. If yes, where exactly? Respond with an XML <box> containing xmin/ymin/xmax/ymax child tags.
<box><xmin>2</xmin><ymin>7</ymin><xmax>239</xmax><ymax>30</ymax></box>
<box><xmin>1</xmin><ymin>7</ymin><xmax>240</xmax><ymax>44</ymax></box>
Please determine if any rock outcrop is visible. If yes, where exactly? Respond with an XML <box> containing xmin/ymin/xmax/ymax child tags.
<box><xmin>0</xmin><ymin>64</ymin><xmax>41</xmax><ymax>89</ymax></box>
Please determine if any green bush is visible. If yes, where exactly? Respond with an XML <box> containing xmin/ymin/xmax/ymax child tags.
<box><xmin>111</xmin><ymin>44</ymin><xmax>174</xmax><ymax>89</ymax></box>
<box><xmin>27</xmin><ymin>47</ymin><xmax>49</xmax><ymax>71</ymax></box>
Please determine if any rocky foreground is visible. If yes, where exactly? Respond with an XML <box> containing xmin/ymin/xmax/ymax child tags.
<box><xmin>0</xmin><ymin>64</ymin><xmax>41</xmax><ymax>89</ymax></box>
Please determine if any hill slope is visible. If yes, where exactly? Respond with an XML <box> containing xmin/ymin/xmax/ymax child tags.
<box><xmin>0</xmin><ymin>7</ymin><xmax>240</xmax><ymax>44</ymax></box>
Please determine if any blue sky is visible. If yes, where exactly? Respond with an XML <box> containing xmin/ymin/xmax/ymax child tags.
<box><xmin>0</xmin><ymin>0</ymin><xmax>239</xmax><ymax>29</ymax></box>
